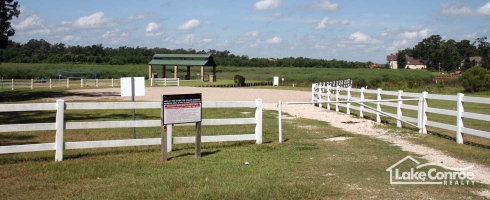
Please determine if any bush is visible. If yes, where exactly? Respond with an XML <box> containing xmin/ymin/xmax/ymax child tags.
<box><xmin>459</xmin><ymin>66</ymin><xmax>490</xmax><ymax>92</ymax></box>
<box><xmin>234</xmin><ymin>74</ymin><xmax>246</xmax><ymax>86</ymax></box>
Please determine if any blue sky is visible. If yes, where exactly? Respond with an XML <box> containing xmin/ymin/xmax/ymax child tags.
<box><xmin>10</xmin><ymin>0</ymin><xmax>490</xmax><ymax>63</ymax></box>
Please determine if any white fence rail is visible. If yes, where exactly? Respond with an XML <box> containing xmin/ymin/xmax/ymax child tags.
<box><xmin>150</xmin><ymin>78</ymin><xmax>180</xmax><ymax>87</ymax></box>
<box><xmin>0</xmin><ymin>99</ymin><xmax>263</xmax><ymax>161</ymax></box>
<box><xmin>1</xmin><ymin>78</ymin><xmax>120</xmax><ymax>90</ymax></box>
<box><xmin>311</xmin><ymin>83</ymin><xmax>490</xmax><ymax>144</ymax></box>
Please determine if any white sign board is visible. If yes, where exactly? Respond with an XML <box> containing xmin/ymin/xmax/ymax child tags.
<box><xmin>273</xmin><ymin>76</ymin><xmax>279</xmax><ymax>86</ymax></box>
<box><xmin>121</xmin><ymin>77</ymin><xmax>145</xmax><ymax>96</ymax></box>
<box><xmin>162</xmin><ymin>93</ymin><xmax>202</xmax><ymax>125</ymax></box>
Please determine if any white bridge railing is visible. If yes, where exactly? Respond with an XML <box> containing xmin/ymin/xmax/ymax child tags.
<box><xmin>0</xmin><ymin>99</ymin><xmax>263</xmax><ymax>161</ymax></box>
<box><xmin>150</xmin><ymin>78</ymin><xmax>180</xmax><ymax>87</ymax></box>
<box><xmin>311</xmin><ymin>83</ymin><xmax>490</xmax><ymax>144</ymax></box>
<box><xmin>1</xmin><ymin>78</ymin><xmax>120</xmax><ymax>90</ymax></box>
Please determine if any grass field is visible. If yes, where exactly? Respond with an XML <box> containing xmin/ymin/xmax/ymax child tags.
<box><xmin>1</xmin><ymin>97</ymin><xmax>489</xmax><ymax>199</ymax></box>
<box><xmin>0</xmin><ymin>63</ymin><xmax>435</xmax><ymax>88</ymax></box>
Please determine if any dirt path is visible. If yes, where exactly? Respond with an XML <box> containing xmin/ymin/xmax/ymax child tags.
<box><xmin>61</xmin><ymin>87</ymin><xmax>490</xmax><ymax>189</ymax></box>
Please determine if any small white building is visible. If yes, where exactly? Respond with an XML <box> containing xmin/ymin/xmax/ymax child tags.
<box><xmin>386</xmin><ymin>54</ymin><xmax>427</xmax><ymax>70</ymax></box>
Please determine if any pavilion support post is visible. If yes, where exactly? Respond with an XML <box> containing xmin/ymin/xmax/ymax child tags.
<box><xmin>212</xmin><ymin>65</ymin><xmax>216</xmax><ymax>82</ymax></box>
<box><xmin>200</xmin><ymin>66</ymin><xmax>204</xmax><ymax>81</ymax></box>
<box><xmin>186</xmin><ymin>66</ymin><xmax>191</xmax><ymax>80</ymax></box>
<box><xmin>174</xmin><ymin>66</ymin><xmax>178</xmax><ymax>79</ymax></box>
<box><xmin>148</xmin><ymin>65</ymin><xmax>152</xmax><ymax>80</ymax></box>
<box><xmin>162</xmin><ymin>65</ymin><xmax>166</xmax><ymax>78</ymax></box>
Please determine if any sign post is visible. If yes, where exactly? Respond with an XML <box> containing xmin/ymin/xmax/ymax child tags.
<box><xmin>161</xmin><ymin>93</ymin><xmax>202</xmax><ymax>161</ymax></box>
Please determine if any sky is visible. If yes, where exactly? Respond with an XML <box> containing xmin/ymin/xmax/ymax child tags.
<box><xmin>9</xmin><ymin>0</ymin><xmax>490</xmax><ymax>63</ymax></box>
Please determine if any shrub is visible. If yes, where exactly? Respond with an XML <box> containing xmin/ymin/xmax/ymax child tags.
<box><xmin>234</xmin><ymin>74</ymin><xmax>246</xmax><ymax>86</ymax></box>
<box><xmin>459</xmin><ymin>66</ymin><xmax>490</xmax><ymax>92</ymax></box>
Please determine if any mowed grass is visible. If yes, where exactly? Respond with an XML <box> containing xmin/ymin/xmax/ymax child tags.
<box><xmin>1</xmin><ymin>100</ymin><xmax>490</xmax><ymax>199</ymax></box>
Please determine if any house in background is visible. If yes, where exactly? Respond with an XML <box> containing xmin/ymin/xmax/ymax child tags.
<box><xmin>386</xmin><ymin>54</ymin><xmax>427</xmax><ymax>70</ymax></box>
<box><xmin>370</xmin><ymin>62</ymin><xmax>381</xmax><ymax>68</ymax></box>
<box><xmin>405</xmin><ymin>55</ymin><xmax>427</xmax><ymax>69</ymax></box>
<box><xmin>387</xmin><ymin>54</ymin><xmax>398</xmax><ymax>69</ymax></box>
<box><xmin>461</xmin><ymin>56</ymin><xmax>482</xmax><ymax>67</ymax></box>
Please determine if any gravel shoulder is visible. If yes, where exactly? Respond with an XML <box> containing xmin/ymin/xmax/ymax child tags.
<box><xmin>62</xmin><ymin>86</ymin><xmax>490</xmax><ymax>187</ymax></box>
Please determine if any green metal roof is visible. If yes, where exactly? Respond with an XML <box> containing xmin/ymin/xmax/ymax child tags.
<box><xmin>153</xmin><ymin>54</ymin><xmax>211</xmax><ymax>59</ymax></box>
<box><xmin>148</xmin><ymin>54</ymin><xmax>217</xmax><ymax>66</ymax></box>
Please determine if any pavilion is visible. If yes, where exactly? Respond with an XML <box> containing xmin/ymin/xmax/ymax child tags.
<box><xmin>147</xmin><ymin>54</ymin><xmax>217</xmax><ymax>81</ymax></box>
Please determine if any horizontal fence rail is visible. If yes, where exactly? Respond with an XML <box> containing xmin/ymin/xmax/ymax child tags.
<box><xmin>1</xmin><ymin>78</ymin><xmax>120</xmax><ymax>90</ymax></box>
<box><xmin>311</xmin><ymin>82</ymin><xmax>490</xmax><ymax>144</ymax></box>
<box><xmin>150</xmin><ymin>78</ymin><xmax>180</xmax><ymax>87</ymax></box>
<box><xmin>0</xmin><ymin>99</ymin><xmax>263</xmax><ymax>162</ymax></box>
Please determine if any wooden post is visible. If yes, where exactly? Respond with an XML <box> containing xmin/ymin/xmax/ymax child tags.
<box><xmin>186</xmin><ymin>66</ymin><xmax>191</xmax><ymax>80</ymax></box>
<box><xmin>163</xmin><ymin>65</ymin><xmax>166</xmax><ymax>78</ymax></box>
<box><xmin>255</xmin><ymin>98</ymin><xmax>263</xmax><ymax>144</ymax></box>
<box><xmin>335</xmin><ymin>86</ymin><xmax>340</xmax><ymax>112</ymax></box>
<box><xmin>397</xmin><ymin>90</ymin><xmax>403</xmax><ymax>128</ymax></box>
<box><xmin>196</xmin><ymin>122</ymin><xmax>202</xmax><ymax>158</ymax></box>
<box><xmin>55</xmin><ymin>99</ymin><xmax>65</xmax><ymax>162</ymax></box>
<box><xmin>212</xmin><ymin>65</ymin><xmax>216</xmax><ymax>81</ymax></box>
<box><xmin>456</xmin><ymin>93</ymin><xmax>464</xmax><ymax>144</ymax></box>
<box><xmin>31</xmin><ymin>79</ymin><xmax>34</xmax><ymax>89</ymax></box>
<box><xmin>161</xmin><ymin>98</ymin><xmax>168</xmax><ymax>161</ymax></box>
<box><xmin>326</xmin><ymin>84</ymin><xmax>331</xmax><ymax>110</ymax></box>
<box><xmin>174</xmin><ymin>66</ymin><xmax>178</xmax><ymax>79</ymax></box>
<box><xmin>200</xmin><ymin>66</ymin><xmax>204</xmax><ymax>81</ymax></box>
<box><xmin>148</xmin><ymin>65</ymin><xmax>152</xmax><ymax>80</ymax></box>
<box><xmin>311</xmin><ymin>83</ymin><xmax>315</xmax><ymax>107</ymax></box>
<box><xmin>50</xmin><ymin>79</ymin><xmax>52</xmax><ymax>89</ymax></box>
<box><xmin>421</xmin><ymin>91</ymin><xmax>428</xmax><ymax>134</ymax></box>
<box><xmin>376</xmin><ymin>88</ymin><xmax>382</xmax><ymax>123</ymax></box>
<box><xmin>278</xmin><ymin>100</ymin><xmax>282</xmax><ymax>143</ymax></box>
<box><xmin>346</xmin><ymin>87</ymin><xmax>351</xmax><ymax>114</ymax></box>
<box><xmin>360</xmin><ymin>87</ymin><xmax>364</xmax><ymax>118</ymax></box>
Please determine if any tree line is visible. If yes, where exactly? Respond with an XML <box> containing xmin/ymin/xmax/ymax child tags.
<box><xmin>395</xmin><ymin>35</ymin><xmax>490</xmax><ymax>72</ymax></box>
<box><xmin>0</xmin><ymin>39</ymin><xmax>372</xmax><ymax>68</ymax></box>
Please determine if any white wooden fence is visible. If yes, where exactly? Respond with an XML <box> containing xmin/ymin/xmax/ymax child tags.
<box><xmin>1</xmin><ymin>78</ymin><xmax>120</xmax><ymax>90</ymax></box>
<box><xmin>0</xmin><ymin>99</ymin><xmax>262</xmax><ymax>161</ymax></box>
<box><xmin>150</xmin><ymin>78</ymin><xmax>180</xmax><ymax>87</ymax></box>
<box><xmin>311</xmin><ymin>83</ymin><xmax>490</xmax><ymax>144</ymax></box>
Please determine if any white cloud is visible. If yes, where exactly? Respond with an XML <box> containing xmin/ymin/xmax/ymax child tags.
<box><xmin>440</xmin><ymin>2</ymin><xmax>472</xmax><ymax>16</ymax></box>
<box><xmin>265</xmin><ymin>36</ymin><xmax>282</xmax><ymax>44</ymax></box>
<box><xmin>73</xmin><ymin>12</ymin><xmax>115</xmax><ymax>29</ymax></box>
<box><xmin>12</xmin><ymin>14</ymin><xmax>43</xmax><ymax>30</ymax></box>
<box><xmin>315</xmin><ymin>16</ymin><xmax>349</xmax><ymax>29</ymax></box>
<box><xmin>400</xmin><ymin>28</ymin><xmax>431</xmax><ymax>39</ymax></box>
<box><xmin>146</xmin><ymin>22</ymin><xmax>159</xmax><ymax>32</ymax></box>
<box><xmin>178</xmin><ymin>19</ymin><xmax>201</xmax><ymax>33</ymax></box>
<box><xmin>314</xmin><ymin>0</ymin><xmax>339</xmax><ymax>11</ymax></box>
<box><xmin>348</xmin><ymin>32</ymin><xmax>381</xmax><ymax>44</ymax></box>
<box><xmin>103</xmin><ymin>29</ymin><xmax>129</xmax><ymax>44</ymax></box>
<box><xmin>236</xmin><ymin>31</ymin><xmax>260</xmax><ymax>44</ymax></box>
<box><xmin>477</xmin><ymin>2</ymin><xmax>490</xmax><ymax>15</ymax></box>
<box><xmin>254</xmin><ymin>0</ymin><xmax>282</xmax><ymax>11</ymax></box>
<box><xmin>314</xmin><ymin>41</ymin><xmax>328</xmax><ymax>49</ymax></box>
<box><xmin>174</xmin><ymin>34</ymin><xmax>214</xmax><ymax>45</ymax></box>
<box><xmin>62</xmin><ymin>35</ymin><xmax>81</xmax><ymax>42</ymax></box>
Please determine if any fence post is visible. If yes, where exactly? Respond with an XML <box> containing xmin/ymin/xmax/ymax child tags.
<box><xmin>335</xmin><ymin>86</ymin><xmax>340</xmax><ymax>112</ymax></box>
<box><xmin>50</xmin><ymin>79</ymin><xmax>52</xmax><ymax>89</ymax></box>
<box><xmin>397</xmin><ymin>90</ymin><xmax>403</xmax><ymax>128</ymax></box>
<box><xmin>81</xmin><ymin>79</ymin><xmax>84</xmax><ymax>88</ymax></box>
<box><xmin>31</xmin><ymin>79</ymin><xmax>34</xmax><ymax>89</ymax></box>
<box><xmin>177</xmin><ymin>78</ymin><xmax>180</xmax><ymax>87</ymax></box>
<box><xmin>421</xmin><ymin>91</ymin><xmax>428</xmax><ymax>134</ymax></box>
<box><xmin>55</xmin><ymin>99</ymin><xmax>65</xmax><ymax>162</ymax></box>
<box><xmin>418</xmin><ymin>97</ymin><xmax>423</xmax><ymax>133</ymax></box>
<box><xmin>376</xmin><ymin>88</ymin><xmax>382</xmax><ymax>123</ymax></box>
<box><xmin>151</xmin><ymin>78</ymin><xmax>154</xmax><ymax>86</ymax></box>
<box><xmin>326</xmin><ymin>84</ymin><xmax>331</xmax><ymax>110</ymax></box>
<box><xmin>67</xmin><ymin>78</ymin><xmax>69</xmax><ymax>88</ymax></box>
<box><xmin>278</xmin><ymin>100</ymin><xmax>282</xmax><ymax>143</ymax></box>
<box><xmin>360</xmin><ymin>87</ymin><xmax>364</xmax><ymax>118</ymax></box>
<box><xmin>12</xmin><ymin>79</ymin><xmax>14</xmax><ymax>90</ymax></box>
<box><xmin>167</xmin><ymin>125</ymin><xmax>173</xmax><ymax>152</ymax></box>
<box><xmin>255</xmin><ymin>98</ymin><xmax>263</xmax><ymax>144</ymax></box>
<box><xmin>346</xmin><ymin>87</ymin><xmax>351</xmax><ymax>114</ymax></box>
<box><xmin>164</xmin><ymin>78</ymin><xmax>167</xmax><ymax>86</ymax></box>
<box><xmin>112</xmin><ymin>78</ymin><xmax>114</xmax><ymax>87</ymax></box>
<box><xmin>318</xmin><ymin>83</ymin><xmax>323</xmax><ymax>108</ymax></box>
<box><xmin>311</xmin><ymin>83</ymin><xmax>315</xmax><ymax>106</ymax></box>
<box><xmin>96</xmin><ymin>79</ymin><xmax>99</xmax><ymax>87</ymax></box>
<box><xmin>456</xmin><ymin>93</ymin><xmax>464</xmax><ymax>144</ymax></box>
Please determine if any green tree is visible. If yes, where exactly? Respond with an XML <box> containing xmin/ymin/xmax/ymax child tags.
<box><xmin>475</xmin><ymin>37</ymin><xmax>490</xmax><ymax>69</ymax></box>
<box><xmin>459</xmin><ymin>66</ymin><xmax>490</xmax><ymax>92</ymax></box>
<box><xmin>396</xmin><ymin>49</ymin><xmax>409</xmax><ymax>69</ymax></box>
<box><xmin>0</xmin><ymin>0</ymin><xmax>20</xmax><ymax>48</ymax></box>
